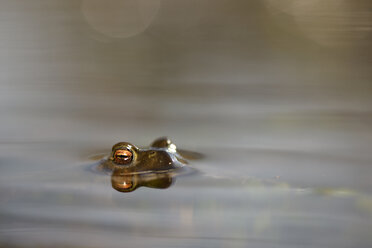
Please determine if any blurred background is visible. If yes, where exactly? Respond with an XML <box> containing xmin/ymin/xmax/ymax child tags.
<box><xmin>1</xmin><ymin>0</ymin><xmax>372</xmax><ymax>247</ymax></box>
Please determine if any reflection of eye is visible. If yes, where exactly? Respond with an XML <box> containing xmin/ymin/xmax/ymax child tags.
<box><xmin>113</xmin><ymin>149</ymin><xmax>133</xmax><ymax>165</ymax></box>
<box><xmin>120</xmin><ymin>181</ymin><xmax>133</xmax><ymax>189</ymax></box>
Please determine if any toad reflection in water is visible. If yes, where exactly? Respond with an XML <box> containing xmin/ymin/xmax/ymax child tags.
<box><xmin>98</xmin><ymin>137</ymin><xmax>200</xmax><ymax>193</ymax></box>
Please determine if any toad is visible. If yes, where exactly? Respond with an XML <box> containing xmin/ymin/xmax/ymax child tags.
<box><xmin>98</xmin><ymin>137</ymin><xmax>200</xmax><ymax>192</ymax></box>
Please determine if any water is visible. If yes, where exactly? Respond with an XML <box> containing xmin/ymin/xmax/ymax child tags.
<box><xmin>1</xmin><ymin>1</ymin><xmax>372</xmax><ymax>247</ymax></box>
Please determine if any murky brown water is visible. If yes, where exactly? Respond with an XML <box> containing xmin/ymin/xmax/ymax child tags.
<box><xmin>1</xmin><ymin>1</ymin><xmax>372</xmax><ymax>247</ymax></box>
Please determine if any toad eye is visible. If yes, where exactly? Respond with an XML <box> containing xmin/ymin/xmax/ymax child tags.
<box><xmin>113</xmin><ymin>149</ymin><xmax>133</xmax><ymax>165</ymax></box>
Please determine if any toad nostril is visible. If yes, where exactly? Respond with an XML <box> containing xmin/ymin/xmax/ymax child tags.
<box><xmin>149</xmin><ymin>151</ymin><xmax>156</xmax><ymax>158</ymax></box>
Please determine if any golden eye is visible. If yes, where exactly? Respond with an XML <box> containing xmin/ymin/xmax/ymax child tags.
<box><xmin>113</xmin><ymin>149</ymin><xmax>133</xmax><ymax>165</ymax></box>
